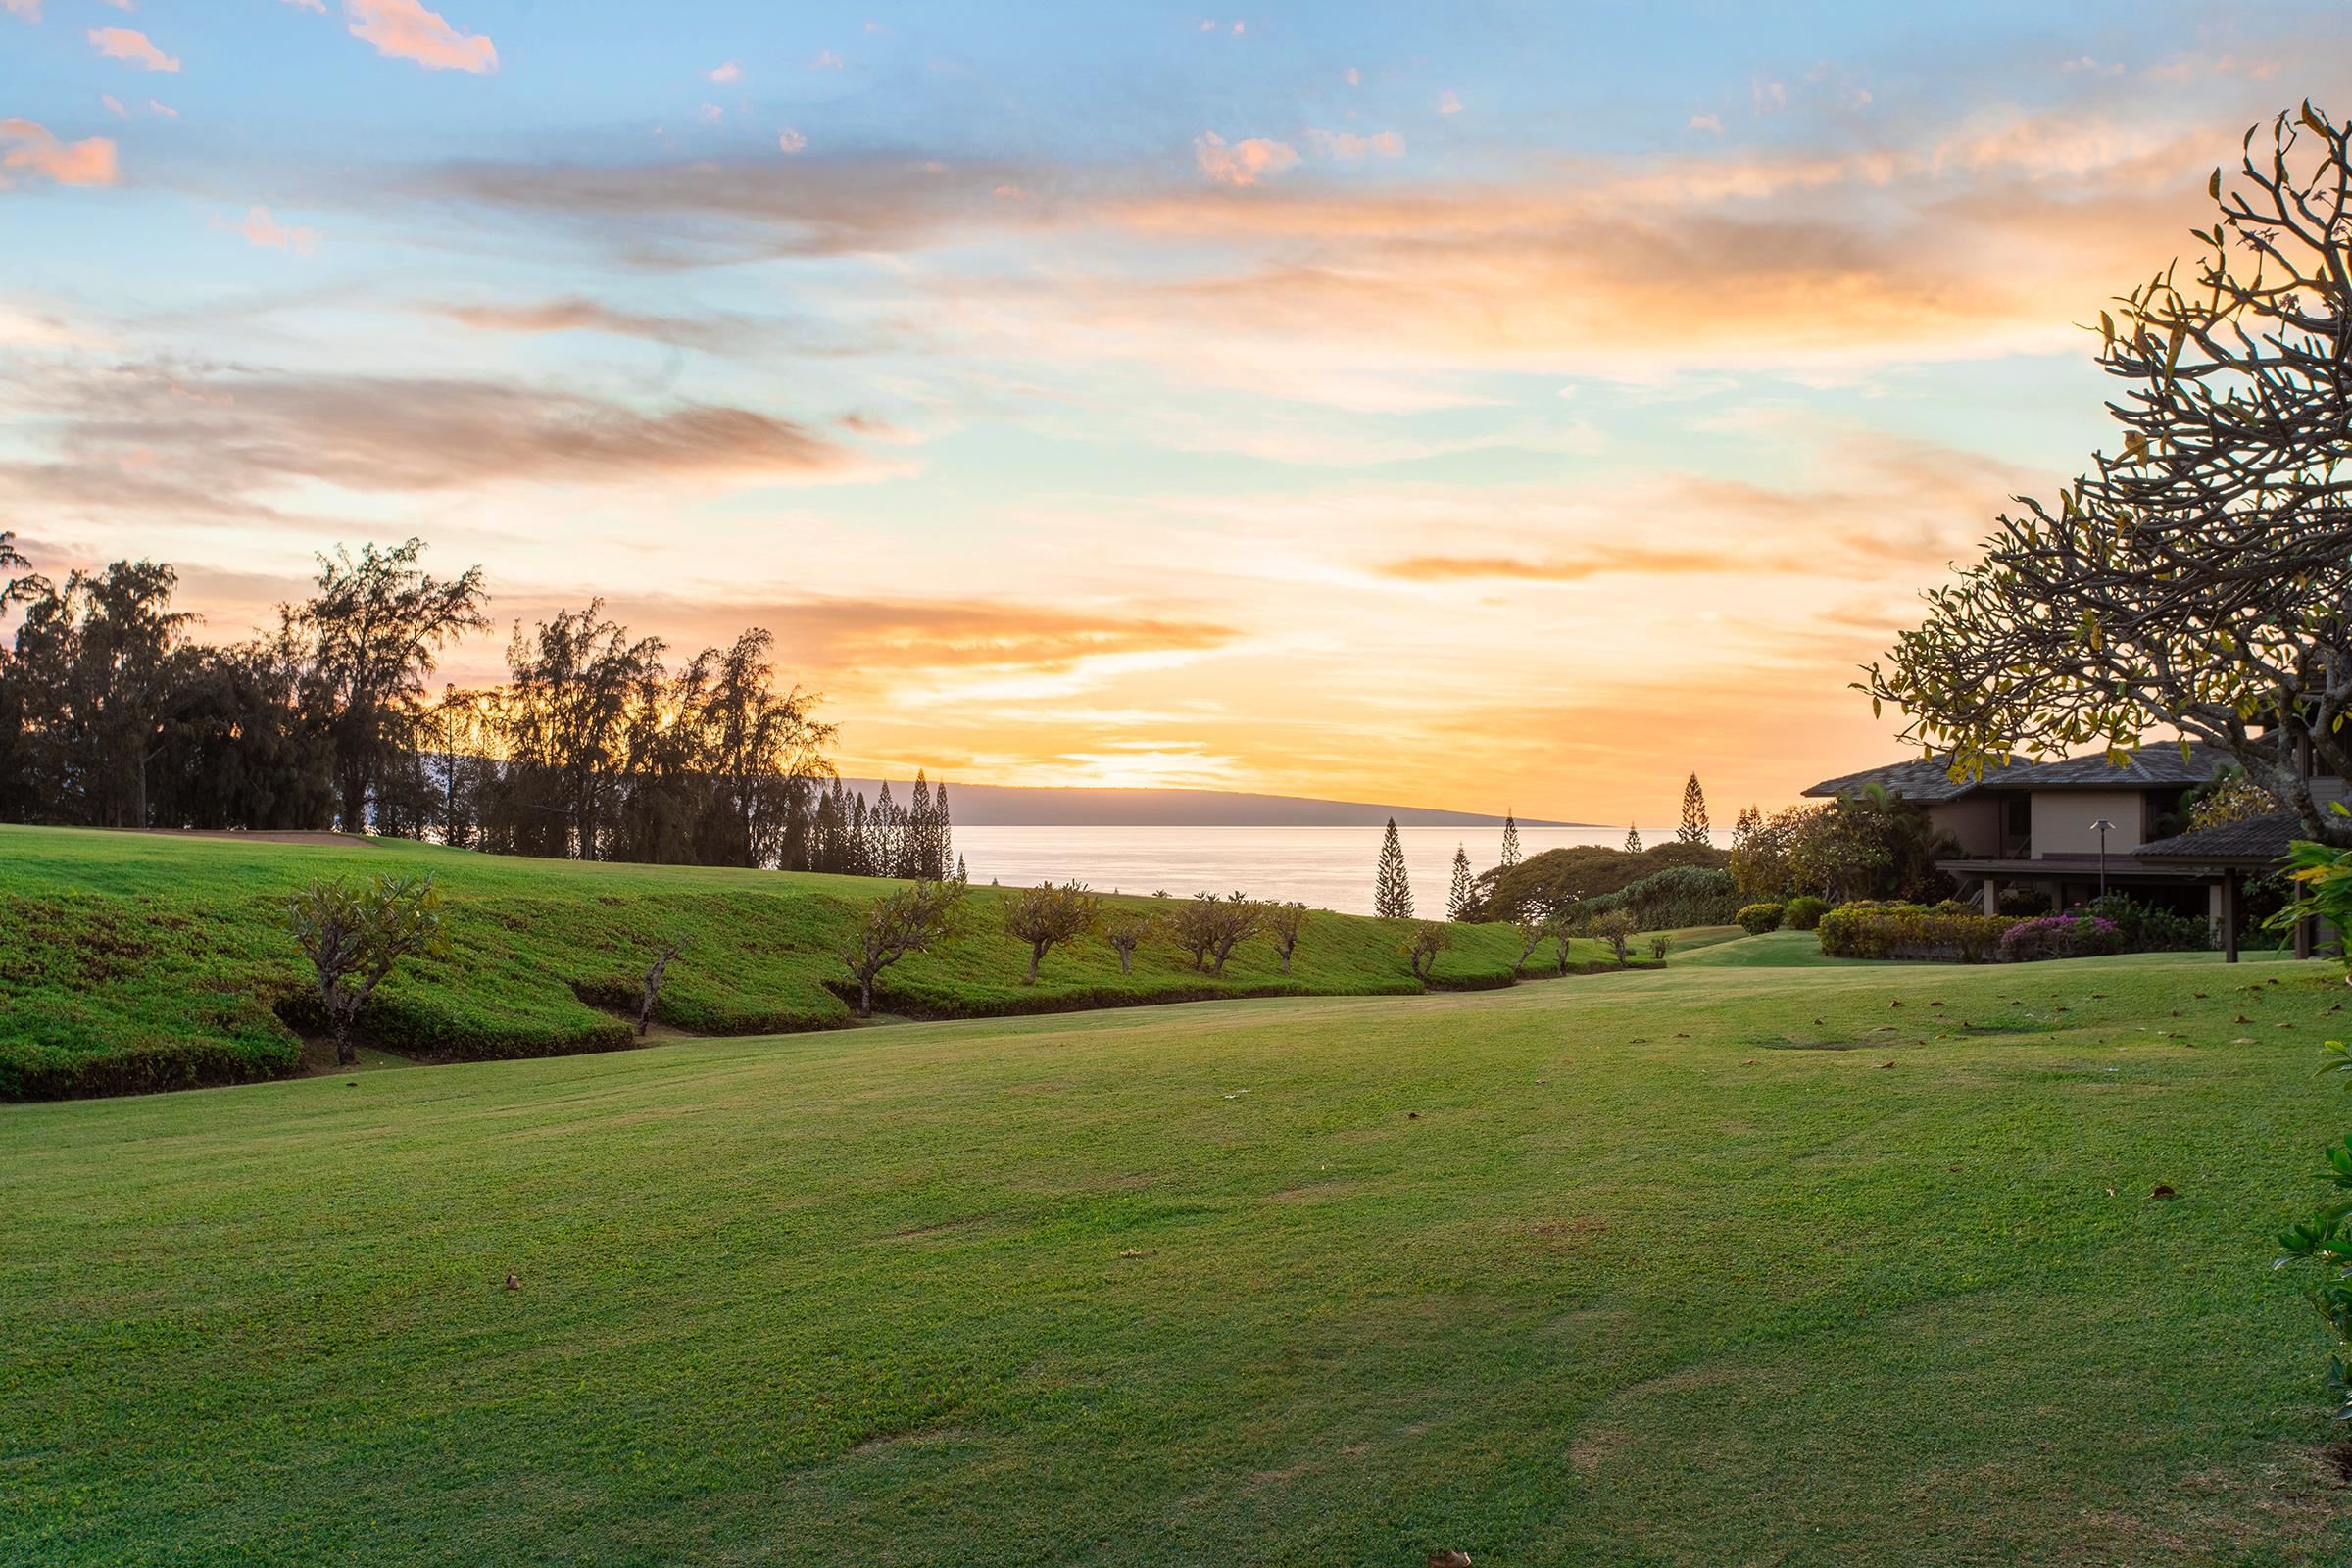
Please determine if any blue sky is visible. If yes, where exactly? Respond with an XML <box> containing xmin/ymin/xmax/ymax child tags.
<box><xmin>2</xmin><ymin>0</ymin><xmax>2341</xmax><ymax>815</ymax></box>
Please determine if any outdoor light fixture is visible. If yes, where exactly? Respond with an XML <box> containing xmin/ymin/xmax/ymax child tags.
<box><xmin>2090</xmin><ymin>818</ymin><xmax>2117</xmax><ymax>898</ymax></box>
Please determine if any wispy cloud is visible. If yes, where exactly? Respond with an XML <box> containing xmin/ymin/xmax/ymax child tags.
<box><xmin>88</xmin><ymin>25</ymin><xmax>178</xmax><ymax>71</ymax></box>
<box><xmin>777</xmin><ymin>126</ymin><xmax>807</xmax><ymax>154</ymax></box>
<box><xmin>0</xmin><ymin>119</ymin><xmax>120</xmax><ymax>187</ymax></box>
<box><xmin>347</xmin><ymin>0</ymin><xmax>497</xmax><ymax>74</ymax></box>
<box><xmin>8</xmin><ymin>361</ymin><xmax>871</xmax><ymax>505</ymax></box>
<box><xmin>1305</xmin><ymin>128</ymin><xmax>1404</xmax><ymax>161</ymax></box>
<box><xmin>708</xmin><ymin>60</ymin><xmax>740</xmax><ymax>83</ymax></box>
<box><xmin>2</xmin><ymin>0</ymin><xmax>40</xmax><ymax>20</ymax></box>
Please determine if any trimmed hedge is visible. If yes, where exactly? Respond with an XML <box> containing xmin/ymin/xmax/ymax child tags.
<box><xmin>1783</xmin><ymin>895</ymin><xmax>1830</xmax><ymax>932</ymax></box>
<box><xmin>1816</xmin><ymin>901</ymin><xmax>2017</xmax><ymax>962</ymax></box>
<box><xmin>1998</xmin><ymin>913</ymin><xmax>2125</xmax><ymax>963</ymax></box>
<box><xmin>1736</xmin><ymin>903</ymin><xmax>1786</xmax><ymax>935</ymax></box>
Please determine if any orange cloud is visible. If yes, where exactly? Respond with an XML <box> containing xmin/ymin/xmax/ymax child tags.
<box><xmin>0</xmin><ymin>119</ymin><xmax>121</xmax><ymax>187</ymax></box>
<box><xmin>88</xmin><ymin>26</ymin><xmax>179</xmax><ymax>71</ymax></box>
<box><xmin>1195</xmin><ymin>131</ymin><xmax>1298</xmax><ymax>186</ymax></box>
<box><xmin>347</xmin><ymin>0</ymin><xmax>496</xmax><ymax>74</ymax></box>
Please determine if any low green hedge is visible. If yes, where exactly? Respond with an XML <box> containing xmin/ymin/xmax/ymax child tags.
<box><xmin>1816</xmin><ymin>901</ymin><xmax>2017</xmax><ymax>962</ymax></box>
<box><xmin>1736</xmin><ymin>903</ymin><xmax>1785</xmax><ymax>935</ymax></box>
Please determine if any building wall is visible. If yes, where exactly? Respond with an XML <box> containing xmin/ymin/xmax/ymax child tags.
<box><xmin>1926</xmin><ymin>798</ymin><xmax>2001</xmax><ymax>855</ymax></box>
<box><xmin>2032</xmin><ymin>790</ymin><xmax>2146</xmax><ymax>857</ymax></box>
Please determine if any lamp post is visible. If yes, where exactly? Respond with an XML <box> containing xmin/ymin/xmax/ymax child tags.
<box><xmin>2090</xmin><ymin>818</ymin><xmax>2116</xmax><ymax>899</ymax></box>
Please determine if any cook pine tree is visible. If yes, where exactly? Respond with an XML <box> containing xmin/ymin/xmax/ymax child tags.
<box><xmin>1374</xmin><ymin>817</ymin><xmax>1415</xmax><ymax>918</ymax></box>
<box><xmin>1679</xmin><ymin>773</ymin><xmax>1710</xmax><ymax>845</ymax></box>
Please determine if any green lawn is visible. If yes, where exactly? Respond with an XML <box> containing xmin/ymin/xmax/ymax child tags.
<box><xmin>0</xmin><ymin>826</ymin><xmax>1614</xmax><ymax>1100</ymax></box>
<box><xmin>4</xmin><ymin>945</ymin><xmax>2349</xmax><ymax>1564</ymax></box>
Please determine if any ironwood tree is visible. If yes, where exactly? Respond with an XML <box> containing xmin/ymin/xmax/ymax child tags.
<box><xmin>288</xmin><ymin>539</ymin><xmax>489</xmax><ymax>836</ymax></box>
<box><xmin>1446</xmin><ymin>844</ymin><xmax>1475</xmax><ymax>921</ymax></box>
<box><xmin>1499</xmin><ymin>811</ymin><xmax>1522</xmax><ymax>867</ymax></box>
<box><xmin>1373</xmin><ymin>818</ymin><xmax>1414</xmax><ymax>918</ymax></box>
<box><xmin>1867</xmin><ymin>105</ymin><xmax>2352</xmax><ymax>843</ymax></box>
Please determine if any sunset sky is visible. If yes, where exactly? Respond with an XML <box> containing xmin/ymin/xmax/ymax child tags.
<box><xmin>1</xmin><ymin>1</ymin><xmax>2335</xmax><ymax>820</ymax></box>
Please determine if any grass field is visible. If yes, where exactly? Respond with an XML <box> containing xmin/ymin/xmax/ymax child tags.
<box><xmin>0</xmin><ymin>826</ymin><xmax>1639</xmax><ymax>1101</ymax></box>
<box><xmin>5</xmin><ymin>937</ymin><xmax>2350</xmax><ymax>1564</ymax></box>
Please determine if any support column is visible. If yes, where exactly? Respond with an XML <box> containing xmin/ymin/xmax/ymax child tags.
<box><xmin>1981</xmin><ymin>876</ymin><xmax>1999</xmax><ymax>916</ymax></box>
<box><xmin>2297</xmin><ymin>913</ymin><xmax>2316</xmax><ymax>961</ymax></box>
<box><xmin>2222</xmin><ymin>870</ymin><xmax>2240</xmax><ymax>964</ymax></box>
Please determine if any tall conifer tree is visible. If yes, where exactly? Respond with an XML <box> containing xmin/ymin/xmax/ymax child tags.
<box><xmin>1446</xmin><ymin>844</ymin><xmax>1475</xmax><ymax>921</ymax></box>
<box><xmin>1624</xmin><ymin>823</ymin><xmax>1643</xmax><ymax>854</ymax></box>
<box><xmin>1499</xmin><ymin>810</ymin><xmax>1521</xmax><ymax>868</ymax></box>
<box><xmin>1678</xmin><ymin>773</ymin><xmax>1710</xmax><ymax>845</ymax></box>
<box><xmin>1373</xmin><ymin>817</ymin><xmax>1414</xmax><ymax>918</ymax></box>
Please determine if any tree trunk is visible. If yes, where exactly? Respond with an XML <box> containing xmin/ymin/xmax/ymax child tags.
<box><xmin>1026</xmin><ymin>947</ymin><xmax>1041</xmax><ymax>983</ymax></box>
<box><xmin>1280</xmin><ymin>951</ymin><xmax>1292</xmax><ymax>974</ymax></box>
<box><xmin>1116</xmin><ymin>947</ymin><xmax>1133</xmax><ymax>974</ymax></box>
<box><xmin>334</xmin><ymin>1022</ymin><xmax>355</xmax><ymax>1068</ymax></box>
<box><xmin>857</xmin><ymin>972</ymin><xmax>872</xmax><ymax>1016</ymax></box>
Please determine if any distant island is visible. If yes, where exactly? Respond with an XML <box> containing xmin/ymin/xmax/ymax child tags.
<box><xmin>835</xmin><ymin>781</ymin><xmax>1587</xmax><ymax>828</ymax></box>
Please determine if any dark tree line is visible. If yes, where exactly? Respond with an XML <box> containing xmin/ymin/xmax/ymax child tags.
<box><xmin>0</xmin><ymin>531</ymin><xmax>951</xmax><ymax>875</ymax></box>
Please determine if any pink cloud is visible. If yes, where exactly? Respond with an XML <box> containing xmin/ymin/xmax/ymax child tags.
<box><xmin>0</xmin><ymin>119</ymin><xmax>121</xmax><ymax>187</ymax></box>
<box><xmin>88</xmin><ymin>26</ymin><xmax>179</xmax><ymax>71</ymax></box>
<box><xmin>1195</xmin><ymin>131</ymin><xmax>1298</xmax><ymax>186</ymax></box>
<box><xmin>347</xmin><ymin>0</ymin><xmax>497</xmax><ymax>74</ymax></box>
<box><xmin>283</xmin><ymin>0</ymin><xmax>326</xmax><ymax>9</ymax></box>
<box><xmin>2</xmin><ymin>0</ymin><xmax>40</xmax><ymax>20</ymax></box>
<box><xmin>1435</xmin><ymin>89</ymin><xmax>1461</xmax><ymax>115</ymax></box>
<box><xmin>101</xmin><ymin>94</ymin><xmax>126</xmax><ymax>117</ymax></box>
<box><xmin>709</xmin><ymin>60</ymin><xmax>739</xmax><ymax>82</ymax></box>
<box><xmin>146</xmin><ymin>98</ymin><xmax>176</xmax><ymax>117</ymax></box>
<box><xmin>777</xmin><ymin>126</ymin><xmax>807</xmax><ymax>154</ymax></box>
<box><xmin>222</xmin><ymin>205</ymin><xmax>320</xmax><ymax>254</ymax></box>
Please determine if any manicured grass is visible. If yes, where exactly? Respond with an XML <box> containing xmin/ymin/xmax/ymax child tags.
<box><xmin>0</xmin><ymin>826</ymin><xmax>1597</xmax><ymax>1100</ymax></box>
<box><xmin>4</xmin><ymin>950</ymin><xmax>2349</xmax><ymax>1564</ymax></box>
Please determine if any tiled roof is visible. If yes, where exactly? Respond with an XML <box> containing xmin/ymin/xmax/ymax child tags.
<box><xmin>2134</xmin><ymin>809</ymin><xmax>2301</xmax><ymax>864</ymax></box>
<box><xmin>1999</xmin><ymin>743</ymin><xmax>2228</xmax><ymax>790</ymax></box>
<box><xmin>1801</xmin><ymin>755</ymin><xmax>2023</xmax><ymax>803</ymax></box>
<box><xmin>1807</xmin><ymin>744</ymin><xmax>2228</xmax><ymax>802</ymax></box>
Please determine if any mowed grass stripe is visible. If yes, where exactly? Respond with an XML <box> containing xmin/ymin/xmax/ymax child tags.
<box><xmin>3</xmin><ymin>947</ymin><xmax>2347</xmax><ymax>1564</ymax></box>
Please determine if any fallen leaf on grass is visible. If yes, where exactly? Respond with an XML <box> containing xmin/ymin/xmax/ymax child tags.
<box><xmin>1118</xmin><ymin>1249</ymin><xmax>1146</xmax><ymax>1258</ymax></box>
<box><xmin>1428</xmin><ymin>1553</ymin><xmax>1473</xmax><ymax>1568</ymax></box>
<box><xmin>2150</xmin><ymin>1184</ymin><xmax>2179</xmax><ymax>1200</ymax></box>
<box><xmin>1880</xmin><ymin>1060</ymin><xmax>1896</xmax><ymax>1069</ymax></box>
<box><xmin>504</xmin><ymin>1273</ymin><xmax>521</xmax><ymax>1291</ymax></box>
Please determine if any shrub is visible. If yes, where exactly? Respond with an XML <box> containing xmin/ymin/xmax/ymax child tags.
<box><xmin>1401</xmin><ymin>919</ymin><xmax>1453</xmax><ymax>981</ymax></box>
<box><xmin>1996</xmin><ymin>913</ymin><xmax>2125</xmax><ymax>963</ymax></box>
<box><xmin>1736</xmin><ymin>903</ymin><xmax>1785</xmax><ymax>935</ymax></box>
<box><xmin>1590</xmin><ymin>907</ymin><xmax>1638</xmax><ymax>963</ymax></box>
<box><xmin>284</xmin><ymin>873</ymin><xmax>450</xmax><ymax>1067</ymax></box>
<box><xmin>1000</xmin><ymin>881</ymin><xmax>1101</xmax><ymax>982</ymax></box>
<box><xmin>1816</xmin><ymin>901</ymin><xmax>2017</xmax><ymax>962</ymax></box>
<box><xmin>1783</xmin><ymin>895</ymin><xmax>1829</xmax><ymax>932</ymax></box>
<box><xmin>2275</xmin><ymin>1039</ymin><xmax>2352</xmax><ymax>1424</ymax></box>
<box><xmin>2081</xmin><ymin>892</ymin><xmax>2212</xmax><ymax>953</ymax></box>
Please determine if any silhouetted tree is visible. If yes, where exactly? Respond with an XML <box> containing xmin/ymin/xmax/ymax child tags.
<box><xmin>287</xmin><ymin>539</ymin><xmax>488</xmax><ymax>834</ymax></box>
<box><xmin>1446</xmin><ymin>844</ymin><xmax>1475</xmax><ymax>921</ymax></box>
<box><xmin>1499</xmin><ymin>810</ymin><xmax>1522</xmax><ymax>867</ymax></box>
<box><xmin>1623</xmin><ymin>823</ymin><xmax>1643</xmax><ymax>854</ymax></box>
<box><xmin>1679</xmin><ymin>774</ymin><xmax>1710</xmax><ymax>845</ymax></box>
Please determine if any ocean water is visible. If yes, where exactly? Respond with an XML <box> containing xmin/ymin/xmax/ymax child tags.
<box><xmin>948</xmin><ymin>825</ymin><xmax>1726</xmax><ymax>917</ymax></box>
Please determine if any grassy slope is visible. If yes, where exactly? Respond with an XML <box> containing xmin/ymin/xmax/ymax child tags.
<box><xmin>0</xmin><ymin>826</ymin><xmax>1608</xmax><ymax>1100</ymax></box>
<box><xmin>3</xmin><ymin>947</ymin><xmax>2348</xmax><ymax>1565</ymax></box>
